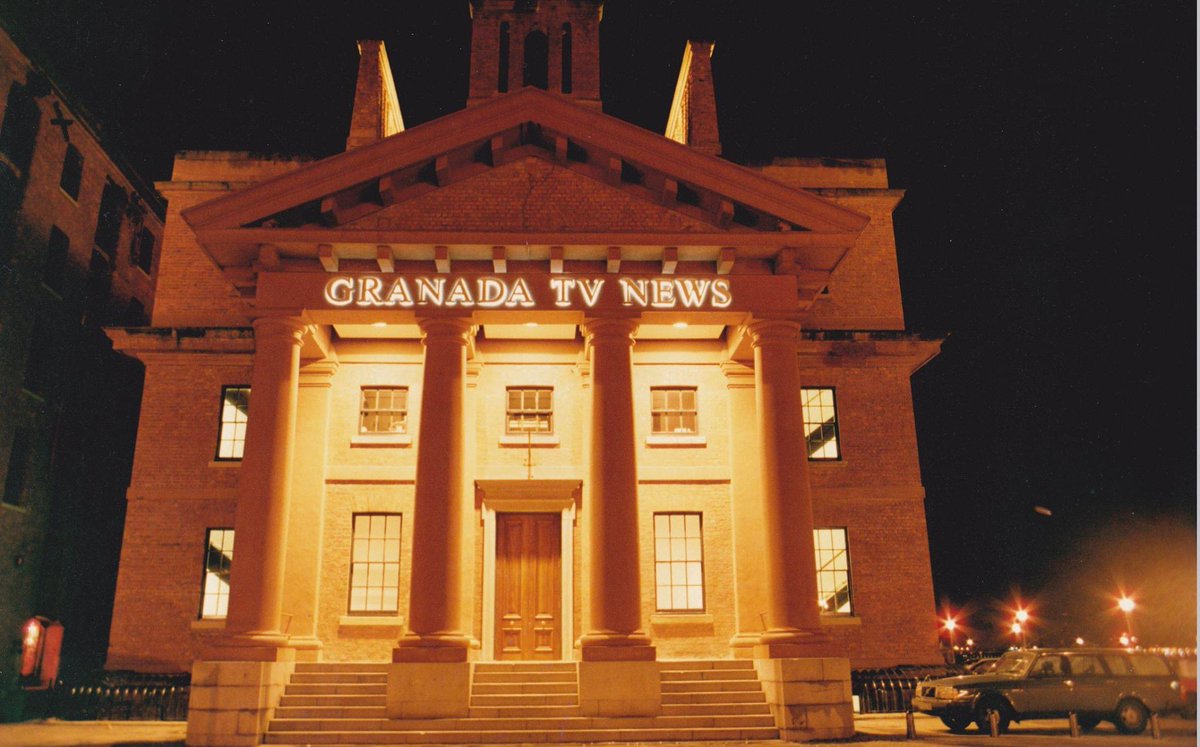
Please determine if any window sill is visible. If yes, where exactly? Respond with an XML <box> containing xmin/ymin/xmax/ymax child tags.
<box><xmin>819</xmin><ymin>615</ymin><xmax>861</xmax><ymax>627</ymax></box>
<box><xmin>351</xmin><ymin>433</ymin><xmax>412</xmax><ymax>447</ymax></box>
<box><xmin>191</xmin><ymin>618</ymin><xmax>226</xmax><ymax>632</ymax></box>
<box><xmin>338</xmin><ymin>615</ymin><xmax>405</xmax><ymax>629</ymax></box>
<box><xmin>651</xmin><ymin>612</ymin><xmax>714</xmax><ymax>626</ymax></box>
<box><xmin>646</xmin><ymin>434</ymin><xmax>707</xmax><ymax>447</ymax></box>
<box><xmin>498</xmin><ymin>434</ymin><xmax>559</xmax><ymax>447</ymax></box>
<box><xmin>208</xmin><ymin>460</ymin><xmax>241</xmax><ymax>468</ymax></box>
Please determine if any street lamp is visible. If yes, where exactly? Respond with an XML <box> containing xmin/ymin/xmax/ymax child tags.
<box><xmin>1118</xmin><ymin>596</ymin><xmax>1135</xmax><ymax>641</ymax></box>
<box><xmin>1011</xmin><ymin>621</ymin><xmax>1025</xmax><ymax>648</ymax></box>
<box><xmin>943</xmin><ymin>617</ymin><xmax>957</xmax><ymax>654</ymax></box>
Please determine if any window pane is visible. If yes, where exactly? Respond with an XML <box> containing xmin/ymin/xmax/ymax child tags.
<box><xmin>348</xmin><ymin>513</ymin><xmax>402</xmax><ymax>613</ymax></box>
<box><xmin>199</xmin><ymin>528</ymin><xmax>234</xmax><ymax>619</ymax></box>
<box><xmin>813</xmin><ymin>527</ymin><xmax>852</xmax><ymax>615</ymax></box>
<box><xmin>360</xmin><ymin>387</ymin><xmax>408</xmax><ymax>434</ymax></box>
<box><xmin>653</xmin><ymin>512</ymin><xmax>705</xmax><ymax>612</ymax></box>
<box><xmin>216</xmin><ymin>387</ymin><xmax>250</xmax><ymax>460</ymax></box>
<box><xmin>801</xmin><ymin>387</ymin><xmax>840</xmax><ymax>460</ymax></box>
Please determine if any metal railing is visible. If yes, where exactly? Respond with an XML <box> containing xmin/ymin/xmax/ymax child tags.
<box><xmin>853</xmin><ymin>665</ymin><xmax>957</xmax><ymax>714</ymax></box>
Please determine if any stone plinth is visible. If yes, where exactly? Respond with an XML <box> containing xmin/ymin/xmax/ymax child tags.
<box><xmin>578</xmin><ymin>660</ymin><xmax>662</xmax><ymax>717</ymax></box>
<box><xmin>386</xmin><ymin>662</ymin><xmax>471</xmax><ymax>719</ymax></box>
<box><xmin>186</xmin><ymin>656</ymin><xmax>295</xmax><ymax>747</ymax></box>
<box><xmin>753</xmin><ymin>656</ymin><xmax>854</xmax><ymax>742</ymax></box>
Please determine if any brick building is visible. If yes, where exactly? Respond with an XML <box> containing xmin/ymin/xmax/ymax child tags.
<box><xmin>0</xmin><ymin>24</ymin><xmax>163</xmax><ymax>703</ymax></box>
<box><xmin>105</xmin><ymin>2</ymin><xmax>942</xmax><ymax>743</ymax></box>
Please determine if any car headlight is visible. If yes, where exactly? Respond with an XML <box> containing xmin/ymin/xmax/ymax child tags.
<box><xmin>936</xmin><ymin>686</ymin><xmax>971</xmax><ymax>700</ymax></box>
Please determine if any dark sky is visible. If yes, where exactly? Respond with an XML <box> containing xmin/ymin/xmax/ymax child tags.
<box><xmin>3</xmin><ymin>1</ymin><xmax>1195</xmax><ymax>646</ymax></box>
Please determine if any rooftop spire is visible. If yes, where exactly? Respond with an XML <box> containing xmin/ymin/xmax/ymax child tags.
<box><xmin>346</xmin><ymin>40</ymin><xmax>404</xmax><ymax>151</ymax></box>
<box><xmin>665</xmin><ymin>41</ymin><xmax>721</xmax><ymax>157</ymax></box>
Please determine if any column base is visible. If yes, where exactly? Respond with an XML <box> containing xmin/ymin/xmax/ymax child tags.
<box><xmin>386</xmin><ymin>661</ymin><xmax>471</xmax><ymax>719</ymax></box>
<box><xmin>203</xmin><ymin>631</ymin><xmax>295</xmax><ymax>663</ymax></box>
<box><xmin>186</xmin><ymin>655</ymin><xmax>296</xmax><ymax>747</ymax></box>
<box><xmin>754</xmin><ymin>628</ymin><xmax>829</xmax><ymax>659</ymax></box>
<box><xmin>753</xmin><ymin>657</ymin><xmax>853</xmax><ymax>742</ymax></box>
<box><xmin>729</xmin><ymin>631</ymin><xmax>761</xmax><ymax>658</ymax></box>
<box><xmin>578</xmin><ymin>630</ymin><xmax>655</xmax><ymax>661</ymax></box>
<box><xmin>393</xmin><ymin>633</ymin><xmax>473</xmax><ymax>663</ymax></box>
<box><xmin>288</xmin><ymin>636</ymin><xmax>323</xmax><ymax>663</ymax></box>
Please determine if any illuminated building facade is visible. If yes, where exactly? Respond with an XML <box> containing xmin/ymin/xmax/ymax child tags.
<box><xmin>105</xmin><ymin>2</ymin><xmax>941</xmax><ymax>743</ymax></box>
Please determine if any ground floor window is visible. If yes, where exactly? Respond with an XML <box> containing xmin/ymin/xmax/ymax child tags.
<box><xmin>814</xmin><ymin>527</ymin><xmax>852</xmax><ymax>614</ymax></box>
<box><xmin>801</xmin><ymin>387</ymin><xmax>841</xmax><ymax>460</ymax></box>
<box><xmin>200</xmin><ymin>529</ymin><xmax>234</xmax><ymax>618</ymax></box>
<box><xmin>349</xmin><ymin>513</ymin><xmax>402</xmax><ymax>613</ymax></box>
<box><xmin>653</xmin><ymin>512</ymin><xmax>705</xmax><ymax>611</ymax></box>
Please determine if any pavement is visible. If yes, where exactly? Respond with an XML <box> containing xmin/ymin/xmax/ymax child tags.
<box><xmin>0</xmin><ymin>713</ymin><xmax>1193</xmax><ymax>746</ymax></box>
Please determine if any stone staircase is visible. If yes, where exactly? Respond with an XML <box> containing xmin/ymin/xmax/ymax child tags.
<box><xmin>264</xmin><ymin>659</ymin><xmax>778</xmax><ymax>744</ymax></box>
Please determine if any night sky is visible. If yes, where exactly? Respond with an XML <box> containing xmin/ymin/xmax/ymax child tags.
<box><xmin>2</xmin><ymin>2</ymin><xmax>1194</xmax><ymax>649</ymax></box>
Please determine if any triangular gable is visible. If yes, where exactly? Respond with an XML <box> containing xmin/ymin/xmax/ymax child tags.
<box><xmin>182</xmin><ymin>87</ymin><xmax>869</xmax><ymax>240</ymax></box>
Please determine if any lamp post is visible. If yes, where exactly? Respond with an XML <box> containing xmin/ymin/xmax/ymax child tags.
<box><xmin>1118</xmin><ymin>596</ymin><xmax>1135</xmax><ymax>643</ymax></box>
<box><xmin>1014</xmin><ymin>609</ymin><xmax>1029</xmax><ymax>648</ymax></box>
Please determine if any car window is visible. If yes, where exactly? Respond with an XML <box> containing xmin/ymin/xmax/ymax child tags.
<box><xmin>1067</xmin><ymin>654</ymin><xmax>1105</xmax><ymax>676</ymax></box>
<box><xmin>1129</xmin><ymin>654</ymin><xmax>1171</xmax><ymax>676</ymax></box>
<box><xmin>1032</xmin><ymin>655</ymin><xmax>1066</xmax><ymax>677</ymax></box>
<box><xmin>995</xmin><ymin>652</ymin><xmax>1035</xmax><ymax>676</ymax></box>
<box><xmin>1102</xmin><ymin>654</ymin><xmax>1132</xmax><ymax>675</ymax></box>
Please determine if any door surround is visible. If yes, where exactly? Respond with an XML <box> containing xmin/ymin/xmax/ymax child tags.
<box><xmin>477</xmin><ymin>479</ymin><xmax>579</xmax><ymax>661</ymax></box>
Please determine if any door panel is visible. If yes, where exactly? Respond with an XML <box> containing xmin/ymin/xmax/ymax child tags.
<box><xmin>495</xmin><ymin>513</ymin><xmax>561</xmax><ymax>660</ymax></box>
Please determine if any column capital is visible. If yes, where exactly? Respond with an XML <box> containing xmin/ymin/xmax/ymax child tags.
<box><xmin>720</xmin><ymin>360</ymin><xmax>756</xmax><ymax>389</ymax></box>
<box><xmin>417</xmin><ymin>316</ymin><xmax>474</xmax><ymax>345</ymax></box>
<box><xmin>252</xmin><ymin>315</ymin><xmax>308</xmax><ymax>345</ymax></box>
<box><xmin>746</xmin><ymin>318</ymin><xmax>800</xmax><ymax>348</ymax></box>
<box><xmin>581</xmin><ymin>316</ymin><xmax>638</xmax><ymax>344</ymax></box>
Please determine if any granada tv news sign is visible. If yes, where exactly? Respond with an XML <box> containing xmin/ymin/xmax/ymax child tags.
<box><xmin>323</xmin><ymin>275</ymin><xmax>733</xmax><ymax>310</ymax></box>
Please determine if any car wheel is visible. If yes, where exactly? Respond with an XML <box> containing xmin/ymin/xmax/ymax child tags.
<box><xmin>975</xmin><ymin>697</ymin><xmax>1012</xmax><ymax>734</ymax></box>
<box><xmin>1113</xmin><ymin>698</ymin><xmax>1149</xmax><ymax>735</ymax></box>
<box><xmin>1077</xmin><ymin>715</ymin><xmax>1101</xmax><ymax>732</ymax></box>
<box><xmin>940</xmin><ymin>715</ymin><xmax>972</xmax><ymax>733</ymax></box>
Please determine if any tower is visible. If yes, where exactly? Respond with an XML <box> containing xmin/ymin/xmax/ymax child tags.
<box><xmin>467</xmin><ymin>0</ymin><xmax>603</xmax><ymax>108</ymax></box>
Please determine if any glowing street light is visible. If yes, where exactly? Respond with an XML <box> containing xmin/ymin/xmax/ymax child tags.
<box><xmin>1075</xmin><ymin>637</ymin><xmax>1085</xmax><ymax>646</ymax></box>
<box><xmin>1015</xmin><ymin>608</ymin><xmax>1030</xmax><ymax>624</ymax></box>
<box><xmin>943</xmin><ymin>617</ymin><xmax>957</xmax><ymax>651</ymax></box>
<box><xmin>1011</xmin><ymin>621</ymin><xmax>1025</xmax><ymax>648</ymax></box>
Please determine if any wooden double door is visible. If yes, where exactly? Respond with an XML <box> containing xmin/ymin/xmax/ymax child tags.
<box><xmin>494</xmin><ymin>513</ymin><xmax>562</xmax><ymax>660</ymax></box>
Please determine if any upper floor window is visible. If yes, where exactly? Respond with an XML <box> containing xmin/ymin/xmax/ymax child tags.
<box><xmin>348</xmin><ymin>513</ymin><xmax>402</xmax><ymax>614</ymax></box>
<box><xmin>651</xmin><ymin>387</ymin><xmax>698</xmax><ymax>435</ymax></box>
<box><xmin>130</xmin><ymin>227</ymin><xmax>154</xmax><ymax>274</ymax></box>
<box><xmin>93</xmin><ymin>181</ymin><xmax>126</xmax><ymax>258</ymax></box>
<box><xmin>506</xmin><ymin>387</ymin><xmax>552</xmax><ymax>435</ymax></box>
<box><xmin>801</xmin><ymin>387</ymin><xmax>841</xmax><ymax>460</ymax></box>
<box><xmin>0</xmin><ymin>82</ymin><xmax>40</xmax><ymax>179</ymax></box>
<box><xmin>523</xmin><ymin>30</ymin><xmax>549</xmax><ymax>89</ymax></box>
<box><xmin>43</xmin><ymin>226</ymin><xmax>69</xmax><ymax>293</ymax></box>
<box><xmin>216</xmin><ymin>386</ymin><xmax>250</xmax><ymax>460</ymax></box>
<box><xmin>654</xmin><ymin>512</ymin><xmax>704</xmax><ymax>612</ymax></box>
<box><xmin>497</xmin><ymin>22</ymin><xmax>510</xmax><ymax>93</ymax></box>
<box><xmin>59</xmin><ymin>144</ymin><xmax>83</xmax><ymax>199</ymax></box>
<box><xmin>360</xmin><ymin>387</ymin><xmax>408</xmax><ymax>435</ymax></box>
<box><xmin>814</xmin><ymin>527</ymin><xmax>852</xmax><ymax>615</ymax></box>
<box><xmin>199</xmin><ymin>528</ymin><xmax>234</xmax><ymax>618</ymax></box>
<box><xmin>561</xmin><ymin>23</ymin><xmax>573</xmax><ymax>93</ymax></box>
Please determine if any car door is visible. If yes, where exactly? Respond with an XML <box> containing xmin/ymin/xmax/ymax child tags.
<box><xmin>1065</xmin><ymin>653</ymin><xmax>1114</xmax><ymax>714</ymax></box>
<box><xmin>1022</xmin><ymin>654</ymin><xmax>1071</xmax><ymax>716</ymax></box>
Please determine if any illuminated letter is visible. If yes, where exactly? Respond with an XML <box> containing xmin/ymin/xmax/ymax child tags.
<box><xmin>710</xmin><ymin>278</ymin><xmax>732</xmax><ymax>308</ymax></box>
<box><xmin>577</xmin><ymin>278</ymin><xmax>604</xmax><ymax>307</ymax></box>
<box><xmin>506</xmin><ymin>277</ymin><xmax>536</xmax><ymax>307</ymax></box>
<box><xmin>445</xmin><ymin>277</ymin><xmax>475</xmax><ymax>307</ymax></box>
<box><xmin>415</xmin><ymin>277</ymin><xmax>446</xmax><ymax>306</ymax></box>
<box><xmin>356</xmin><ymin>276</ymin><xmax>385</xmax><ymax>306</ymax></box>
<box><xmin>384</xmin><ymin>277</ymin><xmax>414</xmax><ymax>306</ymax></box>
<box><xmin>676</xmin><ymin>278</ymin><xmax>712</xmax><ymax>308</ymax></box>
<box><xmin>324</xmin><ymin>277</ymin><xmax>354</xmax><ymax>306</ymax></box>
<box><xmin>650</xmin><ymin>278</ymin><xmax>676</xmax><ymax>308</ymax></box>
<box><xmin>477</xmin><ymin>277</ymin><xmax>507</xmax><ymax>308</ymax></box>
<box><xmin>550</xmin><ymin>277</ymin><xmax>576</xmax><ymax>307</ymax></box>
<box><xmin>620</xmin><ymin>278</ymin><xmax>649</xmax><ymax>307</ymax></box>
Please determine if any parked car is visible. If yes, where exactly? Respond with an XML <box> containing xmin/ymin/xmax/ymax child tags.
<box><xmin>912</xmin><ymin>648</ymin><xmax>1181</xmax><ymax>734</ymax></box>
<box><xmin>965</xmin><ymin>657</ymin><xmax>998</xmax><ymax>675</ymax></box>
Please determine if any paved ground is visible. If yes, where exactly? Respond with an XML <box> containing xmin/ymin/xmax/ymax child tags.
<box><xmin>0</xmin><ymin>714</ymin><xmax>1193</xmax><ymax>746</ymax></box>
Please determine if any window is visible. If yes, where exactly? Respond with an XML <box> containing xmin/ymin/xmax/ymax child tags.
<box><xmin>93</xmin><ymin>181</ymin><xmax>126</xmax><ymax>258</ymax></box>
<box><xmin>0</xmin><ymin>83</ymin><xmax>40</xmax><ymax>179</ymax></box>
<box><xmin>43</xmin><ymin>226</ymin><xmax>69</xmax><ymax>293</ymax></box>
<box><xmin>653</xmin><ymin>512</ymin><xmax>704</xmax><ymax>612</ymax></box>
<box><xmin>814</xmin><ymin>527</ymin><xmax>852</xmax><ymax>615</ymax></box>
<box><xmin>506</xmin><ymin>387</ymin><xmax>552</xmax><ymax>434</ymax></box>
<box><xmin>216</xmin><ymin>386</ymin><xmax>250</xmax><ymax>460</ymax></box>
<box><xmin>22</xmin><ymin>317</ymin><xmax>55</xmax><ymax>398</ymax></box>
<box><xmin>359</xmin><ymin>387</ymin><xmax>408</xmax><ymax>434</ymax></box>
<box><xmin>59</xmin><ymin>144</ymin><xmax>83</xmax><ymax>199</ymax></box>
<box><xmin>801</xmin><ymin>387</ymin><xmax>841</xmax><ymax>460</ymax></box>
<box><xmin>523</xmin><ymin>30</ymin><xmax>549</xmax><ymax>89</ymax></box>
<box><xmin>199</xmin><ymin>529</ymin><xmax>234</xmax><ymax>618</ymax></box>
<box><xmin>561</xmin><ymin>23</ymin><xmax>573</xmax><ymax>93</ymax></box>
<box><xmin>497</xmin><ymin>22</ymin><xmax>510</xmax><ymax>93</ymax></box>
<box><xmin>651</xmin><ymin>387</ymin><xmax>698</xmax><ymax>434</ymax></box>
<box><xmin>349</xmin><ymin>513</ymin><xmax>401</xmax><ymax>614</ymax></box>
<box><xmin>3</xmin><ymin>428</ymin><xmax>33</xmax><ymax>506</ymax></box>
<box><xmin>131</xmin><ymin>227</ymin><xmax>154</xmax><ymax>274</ymax></box>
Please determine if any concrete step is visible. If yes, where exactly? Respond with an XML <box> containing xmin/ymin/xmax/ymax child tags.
<box><xmin>468</xmin><ymin>692</ymin><xmax>578</xmax><ymax>707</ymax></box>
<box><xmin>657</xmin><ymin>659</ymin><xmax>755</xmax><ymax>671</ymax></box>
<box><xmin>467</xmin><ymin>704</ymin><xmax>582</xmax><ymax>719</ymax></box>
<box><xmin>661</xmin><ymin>701</ymin><xmax>773</xmax><ymax>716</ymax></box>
<box><xmin>273</xmin><ymin>706</ymin><xmax>389</xmax><ymax>719</ymax></box>
<box><xmin>472</xmin><ymin>670</ymin><xmax>577</xmax><ymax>684</ymax></box>
<box><xmin>472</xmin><ymin>662</ymin><xmax>576</xmax><ymax>673</ymax></box>
<box><xmin>268</xmin><ymin>714</ymin><xmax>776</xmax><ymax>732</ymax></box>
<box><xmin>263</xmin><ymin>726</ymin><xmax>779</xmax><ymax>744</ymax></box>
<box><xmin>294</xmin><ymin>662</ymin><xmax>390</xmax><ymax>673</ymax></box>
<box><xmin>660</xmin><ymin>668</ymin><xmax>758</xmax><ymax>681</ymax></box>
<box><xmin>471</xmin><ymin>681</ymin><xmax>578</xmax><ymax>695</ymax></box>
<box><xmin>661</xmin><ymin>690</ymin><xmax>767</xmax><ymax>704</ymax></box>
<box><xmin>290</xmin><ymin>671</ymin><xmax>388</xmax><ymax>684</ymax></box>
<box><xmin>661</xmin><ymin>678</ymin><xmax>761</xmax><ymax>693</ymax></box>
<box><xmin>277</xmin><ymin>694</ymin><xmax>387</xmax><ymax>708</ymax></box>
<box><xmin>284</xmin><ymin>683</ymin><xmax>387</xmax><ymax>696</ymax></box>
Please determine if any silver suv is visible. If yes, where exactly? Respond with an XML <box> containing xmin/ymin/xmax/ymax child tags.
<box><xmin>912</xmin><ymin>648</ymin><xmax>1181</xmax><ymax>734</ymax></box>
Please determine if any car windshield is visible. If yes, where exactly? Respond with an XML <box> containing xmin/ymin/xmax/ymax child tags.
<box><xmin>993</xmin><ymin>652</ymin><xmax>1036</xmax><ymax>676</ymax></box>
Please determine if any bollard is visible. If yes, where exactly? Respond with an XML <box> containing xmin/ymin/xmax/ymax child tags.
<box><xmin>1150</xmin><ymin>712</ymin><xmax>1161</xmax><ymax>739</ymax></box>
<box><xmin>1068</xmin><ymin>712</ymin><xmax>1080</xmax><ymax>737</ymax></box>
<box><xmin>905</xmin><ymin>709</ymin><xmax>917</xmax><ymax>739</ymax></box>
<box><xmin>988</xmin><ymin>709</ymin><xmax>1000</xmax><ymax>737</ymax></box>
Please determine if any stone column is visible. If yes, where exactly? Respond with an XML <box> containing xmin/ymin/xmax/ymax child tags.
<box><xmin>394</xmin><ymin>317</ymin><xmax>473</xmax><ymax>660</ymax></box>
<box><xmin>579</xmin><ymin>317</ymin><xmax>653</xmax><ymax>660</ymax></box>
<box><xmin>722</xmin><ymin>361</ymin><xmax>768</xmax><ymax>655</ymax></box>
<box><xmin>281</xmin><ymin>359</ymin><xmax>337</xmax><ymax>660</ymax></box>
<box><xmin>221</xmin><ymin>315</ymin><xmax>308</xmax><ymax>653</ymax></box>
<box><xmin>747</xmin><ymin>319</ymin><xmax>825</xmax><ymax>656</ymax></box>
